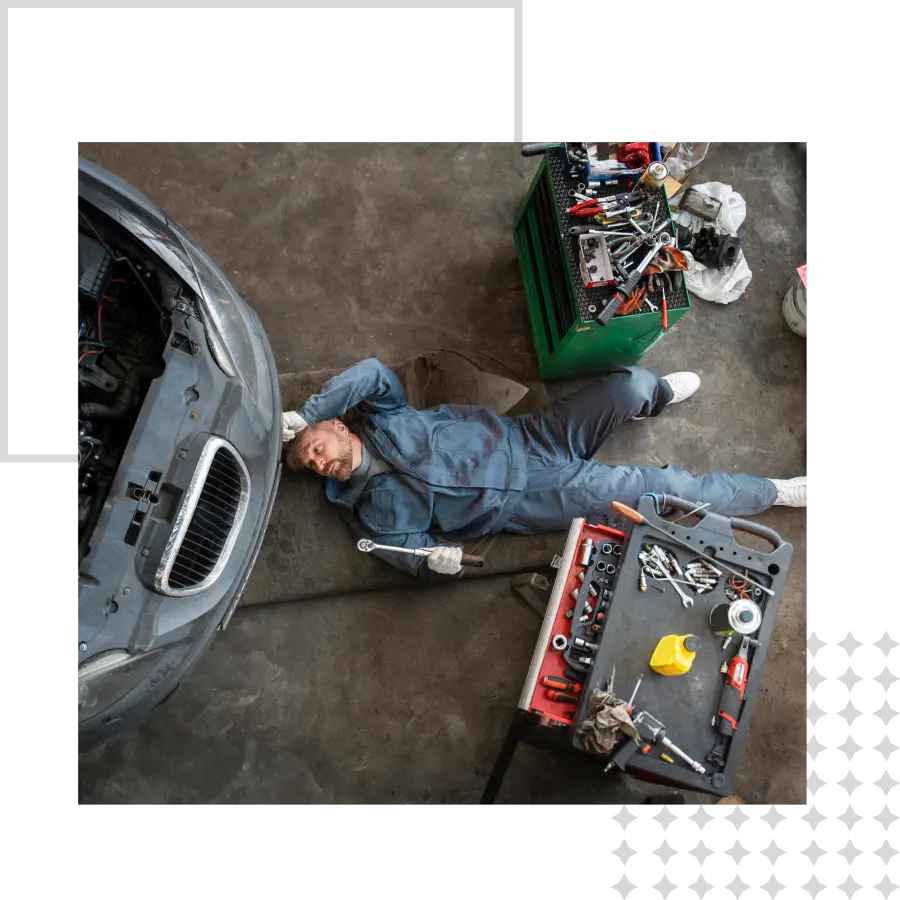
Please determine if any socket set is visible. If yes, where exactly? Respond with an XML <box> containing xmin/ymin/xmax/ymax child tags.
<box><xmin>519</xmin><ymin>519</ymin><xmax>627</xmax><ymax>727</ymax></box>
<box><xmin>561</xmin><ymin>538</ymin><xmax>623</xmax><ymax>674</ymax></box>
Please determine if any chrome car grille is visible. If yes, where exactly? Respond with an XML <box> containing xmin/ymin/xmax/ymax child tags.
<box><xmin>156</xmin><ymin>437</ymin><xmax>250</xmax><ymax>596</ymax></box>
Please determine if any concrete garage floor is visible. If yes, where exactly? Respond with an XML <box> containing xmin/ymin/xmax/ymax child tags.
<box><xmin>78</xmin><ymin>143</ymin><xmax>807</xmax><ymax>804</ymax></box>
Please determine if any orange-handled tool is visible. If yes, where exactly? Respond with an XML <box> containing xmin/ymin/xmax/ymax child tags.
<box><xmin>546</xmin><ymin>689</ymin><xmax>579</xmax><ymax>705</ymax></box>
<box><xmin>610</xmin><ymin>501</ymin><xmax>775</xmax><ymax>596</ymax></box>
<box><xmin>542</xmin><ymin>676</ymin><xmax>582</xmax><ymax>694</ymax></box>
<box><xmin>611</xmin><ymin>501</ymin><xmax>644</xmax><ymax>524</ymax></box>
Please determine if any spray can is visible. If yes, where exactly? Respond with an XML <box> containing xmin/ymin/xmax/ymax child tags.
<box><xmin>708</xmin><ymin>599</ymin><xmax>762</xmax><ymax>637</ymax></box>
<box><xmin>640</xmin><ymin>162</ymin><xmax>668</xmax><ymax>189</ymax></box>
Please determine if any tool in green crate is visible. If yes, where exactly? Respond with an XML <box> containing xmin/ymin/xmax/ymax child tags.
<box><xmin>520</xmin><ymin>143</ymin><xmax>559</xmax><ymax>157</ymax></box>
<box><xmin>595</xmin><ymin>241</ymin><xmax>663</xmax><ymax>325</ymax></box>
<box><xmin>512</xmin><ymin>152</ymin><xmax>691</xmax><ymax>379</ymax></box>
<box><xmin>611</xmin><ymin>501</ymin><xmax>775</xmax><ymax>596</ymax></box>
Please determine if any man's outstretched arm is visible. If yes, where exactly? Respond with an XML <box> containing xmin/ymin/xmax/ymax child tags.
<box><xmin>342</xmin><ymin>514</ymin><xmax>465</xmax><ymax>582</ymax></box>
<box><xmin>283</xmin><ymin>358</ymin><xmax>406</xmax><ymax>440</ymax></box>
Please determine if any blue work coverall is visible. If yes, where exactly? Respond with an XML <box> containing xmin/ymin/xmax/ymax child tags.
<box><xmin>295</xmin><ymin>358</ymin><xmax>776</xmax><ymax>579</ymax></box>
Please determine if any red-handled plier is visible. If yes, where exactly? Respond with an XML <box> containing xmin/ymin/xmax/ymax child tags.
<box><xmin>567</xmin><ymin>197</ymin><xmax>619</xmax><ymax>217</ymax></box>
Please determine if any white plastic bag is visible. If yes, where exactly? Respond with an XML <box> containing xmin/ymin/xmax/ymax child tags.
<box><xmin>670</xmin><ymin>182</ymin><xmax>752</xmax><ymax>305</ymax></box>
<box><xmin>664</xmin><ymin>142</ymin><xmax>710</xmax><ymax>183</ymax></box>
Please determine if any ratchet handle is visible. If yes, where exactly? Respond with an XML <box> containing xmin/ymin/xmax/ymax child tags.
<box><xmin>520</xmin><ymin>143</ymin><xmax>557</xmax><ymax>157</ymax></box>
<box><xmin>461</xmin><ymin>553</ymin><xmax>485</xmax><ymax>568</ymax></box>
<box><xmin>595</xmin><ymin>295</ymin><xmax>622</xmax><ymax>325</ymax></box>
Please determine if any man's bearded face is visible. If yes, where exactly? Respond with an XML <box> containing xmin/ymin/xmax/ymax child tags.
<box><xmin>296</xmin><ymin>421</ymin><xmax>355</xmax><ymax>481</ymax></box>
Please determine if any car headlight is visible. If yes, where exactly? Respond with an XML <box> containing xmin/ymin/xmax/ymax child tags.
<box><xmin>78</xmin><ymin>648</ymin><xmax>166</xmax><ymax>723</ymax></box>
<box><xmin>172</xmin><ymin>227</ymin><xmax>264</xmax><ymax>406</ymax></box>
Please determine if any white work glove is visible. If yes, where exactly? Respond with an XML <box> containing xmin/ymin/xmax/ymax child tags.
<box><xmin>282</xmin><ymin>411</ymin><xmax>310</xmax><ymax>443</ymax></box>
<box><xmin>427</xmin><ymin>545</ymin><xmax>463</xmax><ymax>576</ymax></box>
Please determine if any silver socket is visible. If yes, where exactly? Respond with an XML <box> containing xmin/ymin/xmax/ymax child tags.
<box><xmin>580</xmin><ymin>539</ymin><xmax>594</xmax><ymax>567</ymax></box>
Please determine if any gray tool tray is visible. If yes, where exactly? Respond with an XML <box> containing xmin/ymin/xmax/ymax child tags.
<box><xmin>569</xmin><ymin>494</ymin><xmax>793</xmax><ymax>797</ymax></box>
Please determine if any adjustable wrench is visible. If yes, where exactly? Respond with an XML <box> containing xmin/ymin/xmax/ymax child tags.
<box><xmin>356</xmin><ymin>539</ymin><xmax>484</xmax><ymax>567</ymax></box>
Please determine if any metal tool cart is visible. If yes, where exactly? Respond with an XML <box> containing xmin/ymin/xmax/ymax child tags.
<box><xmin>513</xmin><ymin>143</ymin><xmax>691</xmax><ymax>380</ymax></box>
<box><xmin>481</xmin><ymin>495</ymin><xmax>792</xmax><ymax>803</ymax></box>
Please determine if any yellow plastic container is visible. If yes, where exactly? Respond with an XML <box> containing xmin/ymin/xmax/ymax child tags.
<box><xmin>650</xmin><ymin>634</ymin><xmax>701</xmax><ymax>676</ymax></box>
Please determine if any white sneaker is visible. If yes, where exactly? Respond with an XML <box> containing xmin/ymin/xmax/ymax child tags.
<box><xmin>662</xmin><ymin>371</ymin><xmax>701</xmax><ymax>405</ymax></box>
<box><xmin>633</xmin><ymin>371</ymin><xmax>700</xmax><ymax>420</ymax></box>
<box><xmin>769</xmin><ymin>476</ymin><xmax>807</xmax><ymax>507</ymax></box>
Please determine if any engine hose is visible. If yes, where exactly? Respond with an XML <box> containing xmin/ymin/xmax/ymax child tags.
<box><xmin>80</xmin><ymin>364</ymin><xmax>158</xmax><ymax>419</ymax></box>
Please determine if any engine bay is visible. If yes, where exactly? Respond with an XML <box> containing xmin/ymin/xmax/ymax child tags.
<box><xmin>78</xmin><ymin>213</ymin><xmax>174</xmax><ymax>562</ymax></box>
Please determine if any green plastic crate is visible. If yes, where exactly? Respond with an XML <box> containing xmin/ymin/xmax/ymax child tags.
<box><xmin>513</xmin><ymin>152</ymin><xmax>691</xmax><ymax>380</ymax></box>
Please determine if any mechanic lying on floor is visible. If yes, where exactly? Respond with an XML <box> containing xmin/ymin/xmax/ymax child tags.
<box><xmin>281</xmin><ymin>358</ymin><xmax>806</xmax><ymax>581</ymax></box>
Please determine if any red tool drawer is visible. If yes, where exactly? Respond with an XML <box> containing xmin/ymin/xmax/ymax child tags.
<box><xmin>518</xmin><ymin>518</ymin><xmax>625</xmax><ymax>726</ymax></box>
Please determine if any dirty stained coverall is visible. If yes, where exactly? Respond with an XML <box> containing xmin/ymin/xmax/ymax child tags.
<box><xmin>295</xmin><ymin>358</ymin><xmax>776</xmax><ymax>580</ymax></box>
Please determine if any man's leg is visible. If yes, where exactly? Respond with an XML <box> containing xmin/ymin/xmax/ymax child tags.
<box><xmin>516</xmin><ymin>366</ymin><xmax>678</xmax><ymax>463</ymax></box>
<box><xmin>503</xmin><ymin>459</ymin><xmax>778</xmax><ymax>534</ymax></box>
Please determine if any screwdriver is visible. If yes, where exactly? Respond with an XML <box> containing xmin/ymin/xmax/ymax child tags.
<box><xmin>625</xmin><ymin>675</ymin><xmax>642</xmax><ymax>714</ymax></box>
<box><xmin>542</xmin><ymin>676</ymin><xmax>582</xmax><ymax>694</ymax></box>
<box><xmin>610</xmin><ymin>501</ymin><xmax>775</xmax><ymax>596</ymax></box>
<box><xmin>546</xmin><ymin>689</ymin><xmax>579</xmax><ymax>705</ymax></box>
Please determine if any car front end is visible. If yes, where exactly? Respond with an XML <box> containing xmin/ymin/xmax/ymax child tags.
<box><xmin>78</xmin><ymin>159</ymin><xmax>281</xmax><ymax>750</ymax></box>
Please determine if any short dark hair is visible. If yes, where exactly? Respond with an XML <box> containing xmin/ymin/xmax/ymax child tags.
<box><xmin>283</xmin><ymin>433</ymin><xmax>305</xmax><ymax>473</ymax></box>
